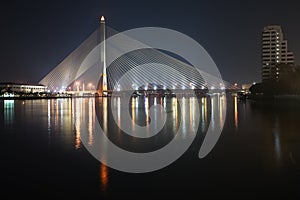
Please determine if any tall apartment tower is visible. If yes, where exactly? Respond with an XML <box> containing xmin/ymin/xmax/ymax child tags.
<box><xmin>261</xmin><ymin>25</ymin><xmax>294</xmax><ymax>81</ymax></box>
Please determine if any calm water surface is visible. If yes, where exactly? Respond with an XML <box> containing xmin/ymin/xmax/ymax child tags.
<box><xmin>0</xmin><ymin>95</ymin><xmax>300</xmax><ymax>198</ymax></box>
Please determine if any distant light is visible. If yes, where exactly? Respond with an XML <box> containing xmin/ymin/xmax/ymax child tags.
<box><xmin>253</xmin><ymin>82</ymin><xmax>256</xmax><ymax>85</ymax></box>
<box><xmin>101</xmin><ymin>16</ymin><xmax>105</xmax><ymax>22</ymax></box>
<box><xmin>201</xmin><ymin>86</ymin><xmax>205</xmax><ymax>90</ymax></box>
<box><xmin>144</xmin><ymin>86</ymin><xmax>148</xmax><ymax>90</ymax></box>
<box><xmin>116</xmin><ymin>84</ymin><xmax>120</xmax><ymax>91</ymax></box>
<box><xmin>211</xmin><ymin>86</ymin><xmax>215</xmax><ymax>90</ymax></box>
<box><xmin>190</xmin><ymin>82</ymin><xmax>195</xmax><ymax>89</ymax></box>
<box><xmin>153</xmin><ymin>85</ymin><xmax>157</xmax><ymax>90</ymax></box>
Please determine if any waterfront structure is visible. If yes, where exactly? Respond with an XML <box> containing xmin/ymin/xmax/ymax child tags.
<box><xmin>0</xmin><ymin>82</ymin><xmax>47</xmax><ymax>94</ymax></box>
<box><xmin>99</xmin><ymin>16</ymin><xmax>108</xmax><ymax>95</ymax></box>
<box><xmin>261</xmin><ymin>25</ymin><xmax>294</xmax><ymax>81</ymax></box>
<box><xmin>39</xmin><ymin>17</ymin><xmax>237</xmax><ymax>93</ymax></box>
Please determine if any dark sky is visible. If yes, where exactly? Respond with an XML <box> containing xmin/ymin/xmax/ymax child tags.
<box><xmin>1</xmin><ymin>0</ymin><xmax>300</xmax><ymax>84</ymax></box>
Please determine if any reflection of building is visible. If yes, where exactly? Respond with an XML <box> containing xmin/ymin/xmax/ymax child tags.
<box><xmin>261</xmin><ymin>25</ymin><xmax>294</xmax><ymax>81</ymax></box>
<box><xmin>0</xmin><ymin>82</ymin><xmax>47</xmax><ymax>94</ymax></box>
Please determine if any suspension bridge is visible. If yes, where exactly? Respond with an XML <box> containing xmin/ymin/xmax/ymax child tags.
<box><xmin>39</xmin><ymin>16</ymin><xmax>238</xmax><ymax>97</ymax></box>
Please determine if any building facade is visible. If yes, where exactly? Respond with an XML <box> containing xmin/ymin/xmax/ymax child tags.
<box><xmin>261</xmin><ymin>25</ymin><xmax>294</xmax><ymax>81</ymax></box>
<box><xmin>0</xmin><ymin>83</ymin><xmax>48</xmax><ymax>94</ymax></box>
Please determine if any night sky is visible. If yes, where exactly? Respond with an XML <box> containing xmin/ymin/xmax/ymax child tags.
<box><xmin>1</xmin><ymin>0</ymin><xmax>300</xmax><ymax>84</ymax></box>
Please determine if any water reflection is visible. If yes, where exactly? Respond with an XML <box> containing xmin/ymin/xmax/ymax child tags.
<box><xmin>88</xmin><ymin>98</ymin><xmax>95</xmax><ymax>146</ymax></box>
<box><xmin>71</xmin><ymin>95</ymin><xmax>227</xmax><ymax>191</ymax></box>
<box><xmin>100</xmin><ymin>164</ymin><xmax>108</xmax><ymax>192</ymax></box>
<box><xmin>4</xmin><ymin>100</ymin><xmax>14</xmax><ymax>125</ymax></box>
<box><xmin>273</xmin><ymin>115</ymin><xmax>282</xmax><ymax>164</ymax></box>
<box><xmin>2</xmin><ymin>95</ymin><xmax>300</xmax><ymax>195</ymax></box>
<box><xmin>74</xmin><ymin>98</ymin><xmax>82</xmax><ymax>149</ymax></box>
<box><xmin>201</xmin><ymin>97</ymin><xmax>207</xmax><ymax>133</ymax></box>
<box><xmin>234</xmin><ymin>96</ymin><xmax>238</xmax><ymax>130</ymax></box>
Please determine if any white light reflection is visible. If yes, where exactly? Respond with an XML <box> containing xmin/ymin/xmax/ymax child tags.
<box><xmin>131</xmin><ymin>97</ymin><xmax>135</xmax><ymax>132</ymax></box>
<box><xmin>211</xmin><ymin>98</ymin><xmax>215</xmax><ymax>129</ymax></box>
<box><xmin>189</xmin><ymin>97</ymin><xmax>196</xmax><ymax>131</ymax></box>
<box><xmin>200</xmin><ymin>98</ymin><xmax>207</xmax><ymax>133</ymax></box>
<box><xmin>234</xmin><ymin>96</ymin><xmax>238</xmax><ymax>130</ymax></box>
<box><xmin>181</xmin><ymin>97</ymin><xmax>186</xmax><ymax>137</ymax></box>
<box><xmin>47</xmin><ymin>99</ymin><xmax>51</xmax><ymax>144</ymax></box>
<box><xmin>219</xmin><ymin>95</ymin><xmax>224</xmax><ymax>128</ymax></box>
<box><xmin>145</xmin><ymin>97</ymin><xmax>149</xmax><ymax>125</ymax></box>
<box><xmin>4</xmin><ymin>100</ymin><xmax>14</xmax><ymax>125</ymax></box>
<box><xmin>74</xmin><ymin>98</ymin><xmax>82</xmax><ymax>149</ymax></box>
<box><xmin>88</xmin><ymin>98</ymin><xmax>95</xmax><ymax>146</ymax></box>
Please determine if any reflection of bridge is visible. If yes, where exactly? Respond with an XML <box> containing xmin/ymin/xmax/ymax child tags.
<box><xmin>39</xmin><ymin>16</ymin><xmax>238</xmax><ymax>96</ymax></box>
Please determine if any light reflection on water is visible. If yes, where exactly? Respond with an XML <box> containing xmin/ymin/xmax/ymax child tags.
<box><xmin>2</xmin><ymin>94</ymin><xmax>300</xmax><ymax>195</ymax></box>
<box><xmin>4</xmin><ymin>100</ymin><xmax>14</xmax><ymax>125</ymax></box>
<box><xmin>71</xmin><ymin>94</ymin><xmax>226</xmax><ymax>191</ymax></box>
<box><xmin>234</xmin><ymin>96</ymin><xmax>238</xmax><ymax>130</ymax></box>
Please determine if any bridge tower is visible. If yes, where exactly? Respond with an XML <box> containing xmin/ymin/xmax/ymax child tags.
<box><xmin>99</xmin><ymin>16</ymin><xmax>108</xmax><ymax>96</ymax></box>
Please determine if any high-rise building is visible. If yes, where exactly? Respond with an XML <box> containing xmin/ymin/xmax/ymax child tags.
<box><xmin>261</xmin><ymin>25</ymin><xmax>294</xmax><ymax>81</ymax></box>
